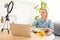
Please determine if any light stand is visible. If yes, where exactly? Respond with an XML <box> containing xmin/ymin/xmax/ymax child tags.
<box><xmin>1</xmin><ymin>1</ymin><xmax>14</xmax><ymax>34</ymax></box>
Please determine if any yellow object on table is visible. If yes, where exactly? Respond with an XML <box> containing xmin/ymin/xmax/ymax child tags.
<box><xmin>37</xmin><ymin>31</ymin><xmax>46</xmax><ymax>37</ymax></box>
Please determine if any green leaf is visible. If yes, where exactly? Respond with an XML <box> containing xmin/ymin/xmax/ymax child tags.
<box><xmin>36</xmin><ymin>8</ymin><xmax>42</xmax><ymax>13</ymax></box>
<box><xmin>35</xmin><ymin>16</ymin><xmax>39</xmax><ymax>20</ymax></box>
<box><xmin>39</xmin><ymin>8</ymin><xmax>42</xmax><ymax>13</ymax></box>
<box><xmin>34</xmin><ymin>5</ymin><xmax>39</xmax><ymax>9</ymax></box>
<box><xmin>41</xmin><ymin>2</ymin><xmax>47</xmax><ymax>8</ymax></box>
<box><xmin>36</xmin><ymin>24</ymin><xmax>38</xmax><ymax>28</ymax></box>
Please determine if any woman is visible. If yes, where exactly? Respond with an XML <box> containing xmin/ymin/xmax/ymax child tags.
<box><xmin>30</xmin><ymin>9</ymin><xmax>54</xmax><ymax>33</ymax></box>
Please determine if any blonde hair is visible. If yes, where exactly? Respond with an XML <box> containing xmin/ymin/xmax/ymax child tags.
<box><xmin>41</xmin><ymin>9</ymin><xmax>48</xmax><ymax>14</ymax></box>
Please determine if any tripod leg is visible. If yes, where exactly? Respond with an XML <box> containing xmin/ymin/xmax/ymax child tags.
<box><xmin>8</xmin><ymin>21</ymin><xmax>10</xmax><ymax>29</ymax></box>
<box><xmin>8</xmin><ymin>30</ymin><xmax>9</xmax><ymax>34</ymax></box>
<box><xmin>1</xmin><ymin>21</ymin><xmax>6</xmax><ymax>32</ymax></box>
<box><xmin>7</xmin><ymin>21</ymin><xmax>10</xmax><ymax>34</ymax></box>
<box><xmin>8</xmin><ymin>21</ymin><xmax>11</xmax><ymax>34</ymax></box>
<box><xmin>1</xmin><ymin>29</ymin><xmax>3</xmax><ymax>32</ymax></box>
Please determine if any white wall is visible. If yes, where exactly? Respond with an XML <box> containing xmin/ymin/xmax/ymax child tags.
<box><xmin>15</xmin><ymin>0</ymin><xmax>60</xmax><ymax>23</ymax></box>
<box><xmin>0</xmin><ymin>0</ymin><xmax>38</xmax><ymax>24</ymax></box>
<box><xmin>0</xmin><ymin>0</ymin><xmax>60</xmax><ymax>24</ymax></box>
<box><xmin>47</xmin><ymin>0</ymin><xmax>60</xmax><ymax>22</ymax></box>
<box><xmin>12</xmin><ymin>0</ymin><xmax>41</xmax><ymax>24</ymax></box>
<box><xmin>0</xmin><ymin>0</ymin><xmax>12</xmax><ymax>16</ymax></box>
<box><xmin>14</xmin><ymin>1</ymin><xmax>35</xmax><ymax>24</ymax></box>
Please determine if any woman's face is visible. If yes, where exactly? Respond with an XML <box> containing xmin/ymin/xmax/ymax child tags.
<box><xmin>41</xmin><ymin>9</ymin><xmax>47</xmax><ymax>19</ymax></box>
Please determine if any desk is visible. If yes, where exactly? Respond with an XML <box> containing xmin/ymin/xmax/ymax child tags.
<box><xmin>0</xmin><ymin>31</ymin><xmax>55</xmax><ymax>40</ymax></box>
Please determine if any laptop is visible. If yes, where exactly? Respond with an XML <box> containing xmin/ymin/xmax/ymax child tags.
<box><xmin>10</xmin><ymin>24</ymin><xmax>31</xmax><ymax>37</ymax></box>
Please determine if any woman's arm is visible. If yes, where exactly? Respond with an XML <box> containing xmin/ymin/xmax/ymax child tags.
<box><xmin>45</xmin><ymin>20</ymin><xmax>54</xmax><ymax>35</ymax></box>
<box><xmin>28</xmin><ymin>20</ymin><xmax>38</xmax><ymax>27</ymax></box>
<box><xmin>32</xmin><ymin>20</ymin><xmax>38</xmax><ymax>27</ymax></box>
<box><xmin>48</xmin><ymin>20</ymin><xmax>54</xmax><ymax>30</ymax></box>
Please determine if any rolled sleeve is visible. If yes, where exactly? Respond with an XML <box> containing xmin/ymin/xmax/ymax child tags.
<box><xmin>32</xmin><ymin>20</ymin><xmax>38</xmax><ymax>26</ymax></box>
<box><xmin>48</xmin><ymin>20</ymin><xmax>54</xmax><ymax>30</ymax></box>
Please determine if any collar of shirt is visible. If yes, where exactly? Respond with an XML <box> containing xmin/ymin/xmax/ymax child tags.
<box><xmin>39</xmin><ymin>18</ymin><xmax>46</xmax><ymax>22</ymax></box>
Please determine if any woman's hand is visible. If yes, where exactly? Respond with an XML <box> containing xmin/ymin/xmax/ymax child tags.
<box><xmin>45</xmin><ymin>28</ymin><xmax>52</xmax><ymax>33</ymax></box>
<box><xmin>45</xmin><ymin>28</ymin><xmax>54</xmax><ymax>35</ymax></box>
<box><xmin>46</xmin><ymin>29</ymin><xmax>51</xmax><ymax>33</ymax></box>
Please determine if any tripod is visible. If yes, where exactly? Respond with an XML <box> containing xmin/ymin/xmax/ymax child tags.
<box><xmin>1</xmin><ymin>14</ymin><xmax>10</xmax><ymax>34</ymax></box>
<box><xmin>1</xmin><ymin>1</ymin><xmax>14</xmax><ymax>34</ymax></box>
